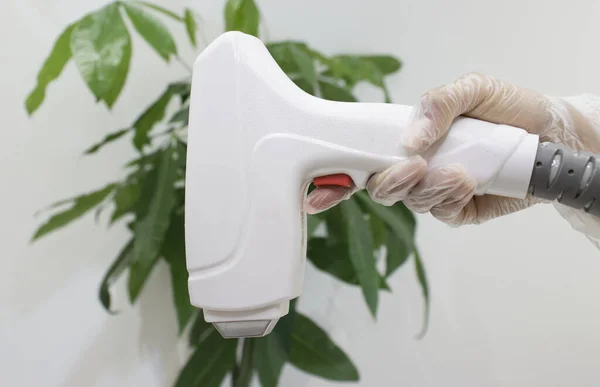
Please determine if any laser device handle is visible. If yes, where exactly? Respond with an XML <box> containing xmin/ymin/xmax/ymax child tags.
<box><xmin>186</xmin><ymin>31</ymin><xmax>546</xmax><ymax>339</ymax></box>
<box><xmin>187</xmin><ymin>31</ymin><xmax>600</xmax><ymax>340</ymax></box>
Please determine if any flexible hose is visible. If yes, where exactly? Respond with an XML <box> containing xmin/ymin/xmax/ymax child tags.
<box><xmin>529</xmin><ymin>142</ymin><xmax>600</xmax><ymax>216</ymax></box>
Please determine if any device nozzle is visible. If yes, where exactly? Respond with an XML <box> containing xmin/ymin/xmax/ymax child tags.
<box><xmin>213</xmin><ymin>319</ymin><xmax>278</xmax><ymax>338</ymax></box>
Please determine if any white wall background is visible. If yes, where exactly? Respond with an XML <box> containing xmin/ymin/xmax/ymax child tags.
<box><xmin>3</xmin><ymin>0</ymin><xmax>600</xmax><ymax>386</ymax></box>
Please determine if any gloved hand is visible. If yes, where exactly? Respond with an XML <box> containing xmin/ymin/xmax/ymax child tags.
<box><xmin>304</xmin><ymin>72</ymin><xmax>600</xmax><ymax>226</ymax></box>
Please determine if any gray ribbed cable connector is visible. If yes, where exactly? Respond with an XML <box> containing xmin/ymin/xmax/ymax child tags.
<box><xmin>528</xmin><ymin>142</ymin><xmax>600</xmax><ymax>216</ymax></box>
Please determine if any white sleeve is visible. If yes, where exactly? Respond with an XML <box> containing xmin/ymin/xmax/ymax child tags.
<box><xmin>552</xmin><ymin>94</ymin><xmax>600</xmax><ymax>250</ymax></box>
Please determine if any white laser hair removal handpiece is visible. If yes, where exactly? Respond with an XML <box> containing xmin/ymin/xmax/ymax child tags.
<box><xmin>184</xmin><ymin>31</ymin><xmax>600</xmax><ymax>339</ymax></box>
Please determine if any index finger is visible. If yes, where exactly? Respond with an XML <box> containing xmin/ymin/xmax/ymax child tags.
<box><xmin>402</xmin><ymin>72</ymin><xmax>555</xmax><ymax>152</ymax></box>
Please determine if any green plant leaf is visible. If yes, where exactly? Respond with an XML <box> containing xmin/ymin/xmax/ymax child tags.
<box><xmin>323</xmin><ymin>205</ymin><xmax>345</xmax><ymax>244</ymax></box>
<box><xmin>385</xmin><ymin>228</ymin><xmax>411</xmax><ymax>277</ymax></box>
<box><xmin>233</xmin><ymin>339</ymin><xmax>255</xmax><ymax>387</ymax></box>
<box><xmin>394</xmin><ymin>201</ymin><xmax>416</xmax><ymax>228</ymax></box>
<box><xmin>355</xmin><ymin>194</ymin><xmax>416</xmax><ymax>285</ymax></box>
<box><xmin>174</xmin><ymin>330</ymin><xmax>237</xmax><ymax>387</ymax></box>
<box><xmin>369</xmin><ymin>214</ymin><xmax>387</xmax><ymax>249</ymax></box>
<box><xmin>361</xmin><ymin>55</ymin><xmax>402</xmax><ymax>75</ymax></box>
<box><xmin>129</xmin><ymin>144</ymin><xmax>180</xmax><ymax>301</ymax></box>
<box><xmin>306</xmin><ymin>214</ymin><xmax>322</xmax><ymax>239</ymax></box>
<box><xmin>112</xmin><ymin>154</ymin><xmax>162</xmax><ymax>226</ymax></box>
<box><xmin>102</xmin><ymin>30</ymin><xmax>132</xmax><ymax>108</ymax></box>
<box><xmin>326</xmin><ymin>55</ymin><xmax>395</xmax><ymax>102</ymax></box>
<box><xmin>308</xmin><ymin>238</ymin><xmax>389</xmax><ymax>291</ymax></box>
<box><xmin>123</xmin><ymin>4</ymin><xmax>177</xmax><ymax>62</ymax></box>
<box><xmin>224</xmin><ymin>0</ymin><xmax>260</xmax><ymax>37</ymax></box>
<box><xmin>184</xmin><ymin>9</ymin><xmax>198</xmax><ymax>47</ymax></box>
<box><xmin>132</xmin><ymin>86</ymin><xmax>174</xmax><ymax>151</ymax></box>
<box><xmin>414</xmin><ymin>249</ymin><xmax>430</xmax><ymax>339</ymax></box>
<box><xmin>175</xmin><ymin>140</ymin><xmax>188</xmax><ymax>170</ymax></box>
<box><xmin>273</xmin><ymin>298</ymin><xmax>297</xmax><ymax>354</ymax></box>
<box><xmin>307</xmin><ymin>238</ymin><xmax>357</xmax><ymax>285</ymax></box>
<box><xmin>169</xmin><ymin>81</ymin><xmax>191</xmax><ymax>94</ymax></box>
<box><xmin>267</xmin><ymin>42</ymin><xmax>301</xmax><ymax>74</ymax></box>
<box><xmin>70</xmin><ymin>3</ymin><xmax>132</xmax><ymax>107</ymax></box>
<box><xmin>170</xmin><ymin>81</ymin><xmax>192</xmax><ymax>103</ymax></box>
<box><xmin>84</xmin><ymin>128</ymin><xmax>130</xmax><ymax>155</ymax></box>
<box><xmin>114</xmin><ymin>152</ymin><xmax>167</xmax><ymax>224</ymax></box>
<box><xmin>32</xmin><ymin>183</ymin><xmax>117</xmax><ymax>241</ymax></box>
<box><xmin>133</xmin><ymin>1</ymin><xmax>183</xmax><ymax>21</ymax></box>
<box><xmin>99</xmin><ymin>239</ymin><xmax>133</xmax><ymax>313</ymax></box>
<box><xmin>320</xmin><ymin>204</ymin><xmax>392</xmax><ymax>289</ymax></box>
<box><xmin>328</xmin><ymin>55</ymin><xmax>382</xmax><ymax>85</ymax></box>
<box><xmin>162</xmin><ymin>212</ymin><xmax>195</xmax><ymax>334</ymax></box>
<box><xmin>294</xmin><ymin>77</ymin><xmax>315</xmax><ymax>94</ymax></box>
<box><xmin>131</xmin><ymin>154</ymin><xmax>163</xmax><ymax>218</ymax></box>
<box><xmin>127</xmin><ymin>255</ymin><xmax>159</xmax><ymax>303</ymax></box>
<box><xmin>26</xmin><ymin>22</ymin><xmax>76</xmax><ymax>115</ymax></box>
<box><xmin>306</xmin><ymin>47</ymin><xmax>329</xmax><ymax>65</ymax></box>
<box><xmin>254</xmin><ymin>299</ymin><xmax>296</xmax><ymax>386</ymax></box>
<box><xmin>289</xmin><ymin>44</ymin><xmax>316</xmax><ymax>88</ymax></box>
<box><xmin>255</xmin><ymin>334</ymin><xmax>287</xmax><ymax>387</ymax></box>
<box><xmin>380</xmin><ymin>276</ymin><xmax>391</xmax><ymax>291</ymax></box>
<box><xmin>339</xmin><ymin>198</ymin><xmax>379</xmax><ymax>317</ymax></box>
<box><xmin>132</xmin><ymin>145</ymin><xmax>179</xmax><ymax>250</ymax></box>
<box><xmin>110</xmin><ymin>178</ymin><xmax>142</xmax><ymax>224</ymax></box>
<box><xmin>355</xmin><ymin>192</ymin><xmax>416</xmax><ymax>251</ymax></box>
<box><xmin>188</xmin><ymin>312</ymin><xmax>214</xmax><ymax>346</ymax></box>
<box><xmin>318</xmin><ymin>80</ymin><xmax>357</xmax><ymax>102</ymax></box>
<box><xmin>124</xmin><ymin>147</ymin><xmax>163</xmax><ymax>169</ymax></box>
<box><xmin>290</xmin><ymin>313</ymin><xmax>359</xmax><ymax>381</ymax></box>
<box><xmin>168</xmin><ymin>255</ymin><xmax>193</xmax><ymax>333</ymax></box>
<box><xmin>169</xmin><ymin>106</ymin><xmax>189</xmax><ymax>125</ymax></box>
<box><xmin>267</xmin><ymin>42</ymin><xmax>320</xmax><ymax>92</ymax></box>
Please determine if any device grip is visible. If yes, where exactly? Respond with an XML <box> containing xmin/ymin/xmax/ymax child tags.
<box><xmin>302</xmin><ymin>98</ymin><xmax>540</xmax><ymax>199</ymax></box>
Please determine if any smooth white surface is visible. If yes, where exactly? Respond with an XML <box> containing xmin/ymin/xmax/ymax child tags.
<box><xmin>4</xmin><ymin>1</ymin><xmax>600</xmax><ymax>387</ymax></box>
<box><xmin>186</xmin><ymin>31</ymin><xmax>538</xmax><ymax>329</ymax></box>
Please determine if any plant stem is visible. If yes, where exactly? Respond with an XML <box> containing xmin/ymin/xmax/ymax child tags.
<box><xmin>232</xmin><ymin>338</ymin><xmax>255</xmax><ymax>387</ymax></box>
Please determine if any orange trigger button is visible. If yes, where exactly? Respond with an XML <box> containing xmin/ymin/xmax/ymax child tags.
<box><xmin>313</xmin><ymin>174</ymin><xmax>354</xmax><ymax>188</ymax></box>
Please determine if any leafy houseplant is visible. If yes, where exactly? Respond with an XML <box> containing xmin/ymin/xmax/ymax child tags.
<box><xmin>26</xmin><ymin>1</ymin><xmax>429</xmax><ymax>386</ymax></box>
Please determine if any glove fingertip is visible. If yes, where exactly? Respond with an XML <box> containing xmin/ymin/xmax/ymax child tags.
<box><xmin>400</xmin><ymin>133</ymin><xmax>423</xmax><ymax>153</ymax></box>
<box><xmin>303</xmin><ymin>186</ymin><xmax>352</xmax><ymax>214</ymax></box>
<box><xmin>366</xmin><ymin>155</ymin><xmax>428</xmax><ymax>203</ymax></box>
<box><xmin>401</xmin><ymin>121</ymin><xmax>439</xmax><ymax>153</ymax></box>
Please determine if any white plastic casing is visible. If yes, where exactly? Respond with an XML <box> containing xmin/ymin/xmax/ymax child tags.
<box><xmin>184</xmin><ymin>31</ymin><xmax>540</xmax><ymax>338</ymax></box>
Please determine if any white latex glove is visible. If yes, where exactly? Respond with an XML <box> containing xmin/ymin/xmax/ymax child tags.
<box><xmin>304</xmin><ymin>73</ymin><xmax>600</xmax><ymax>236</ymax></box>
